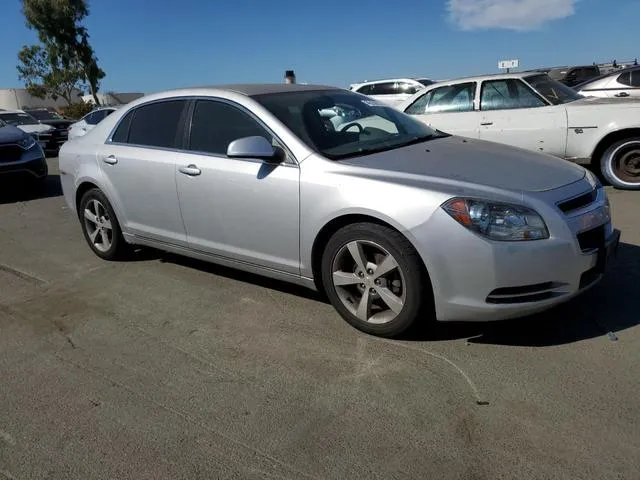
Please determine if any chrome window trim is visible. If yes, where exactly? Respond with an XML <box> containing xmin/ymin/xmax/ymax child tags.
<box><xmin>105</xmin><ymin>95</ymin><xmax>299</xmax><ymax>166</ymax></box>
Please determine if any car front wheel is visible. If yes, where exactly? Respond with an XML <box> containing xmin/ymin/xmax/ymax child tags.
<box><xmin>600</xmin><ymin>137</ymin><xmax>640</xmax><ymax>190</ymax></box>
<box><xmin>78</xmin><ymin>188</ymin><xmax>129</xmax><ymax>260</ymax></box>
<box><xmin>321</xmin><ymin>223</ymin><xmax>430</xmax><ymax>338</ymax></box>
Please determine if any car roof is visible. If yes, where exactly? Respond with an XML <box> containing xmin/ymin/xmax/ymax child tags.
<box><xmin>161</xmin><ymin>83</ymin><xmax>340</xmax><ymax>97</ymax></box>
<box><xmin>351</xmin><ymin>78</ymin><xmax>428</xmax><ymax>86</ymax></box>
<box><xmin>421</xmin><ymin>71</ymin><xmax>546</xmax><ymax>87</ymax></box>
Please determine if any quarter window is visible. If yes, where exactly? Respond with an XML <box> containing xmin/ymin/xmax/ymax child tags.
<box><xmin>480</xmin><ymin>79</ymin><xmax>546</xmax><ymax>111</ymax></box>
<box><xmin>188</xmin><ymin>100</ymin><xmax>272</xmax><ymax>156</ymax></box>
<box><xmin>127</xmin><ymin>100</ymin><xmax>188</xmax><ymax>149</ymax></box>
<box><xmin>111</xmin><ymin>110</ymin><xmax>133</xmax><ymax>143</ymax></box>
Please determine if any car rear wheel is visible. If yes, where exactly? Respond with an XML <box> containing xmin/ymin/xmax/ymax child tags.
<box><xmin>79</xmin><ymin>188</ymin><xmax>129</xmax><ymax>260</ymax></box>
<box><xmin>321</xmin><ymin>223</ymin><xmax>430</xmax><ymax>338</ymax></box>
<box><xmin>600</xmin><ymin>137</ymin><xmax>640</xmax><ymax>190</ymax></box>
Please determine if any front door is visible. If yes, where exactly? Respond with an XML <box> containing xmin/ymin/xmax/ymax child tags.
<box><xmin>175</xmin><ymin>99</ymin><xmax>300</xmax><ymax>274</ymax></box>
<box><xmin>477</xmin><ymin>78</ymin><xmax>567</xmax><ymax>158</ymax></box>
<box><xmin>403</xmin><ymin>81</ymin><xmax>481</xmax><ymax>139</ymax></box>
<box><xmin>97</xmin><ymin>99</ymin><xmax>189</xmax><ymax>246</ymax></box>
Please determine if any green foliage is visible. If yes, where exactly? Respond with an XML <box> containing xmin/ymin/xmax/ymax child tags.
<box><xmin>58</xmin><ymin>101</ymin><xmax>93</xmax><ymax>120</ymax></box>
<box><xmin>21</xmin><ymin>0</ymin><xmax>105</xmax><ymax>105</ymax></box>
<box><xmin>17</xmin><ymin>43</ymin><xmax>85</xmax><ymax>105</ymax></box>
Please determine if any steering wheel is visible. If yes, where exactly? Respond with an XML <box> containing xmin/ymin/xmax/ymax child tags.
<box><xmin>341</xmin><ymin>122</ymin><xmax>364</xmax><ymax>133</ymax></box>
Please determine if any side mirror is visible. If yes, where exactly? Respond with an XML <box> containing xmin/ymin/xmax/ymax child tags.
<box><xmin>226</xmin><ymin>136</ymin><xmax>281</xmax><ymax>162</ymax></box>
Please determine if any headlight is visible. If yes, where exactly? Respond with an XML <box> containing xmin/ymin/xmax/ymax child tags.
<box><xmin>586</xmin><ymin>169</ymin><xmax>602</xmax><ymax>189</ymax></box>
<box><xmin>442</xmin><ymin>197</ymin><xmax>549</xmax><ymax>241</ymax></box>
<box><xmin>18</xmin><ymin>135</ymin><xmax>36</xmax><ymax>149</ymax></box>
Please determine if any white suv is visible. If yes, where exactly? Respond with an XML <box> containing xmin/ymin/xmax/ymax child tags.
<box><xmin>349</xmin><ymin>78</ymin><xmax>434</xmax><ymax>107</ymax></box>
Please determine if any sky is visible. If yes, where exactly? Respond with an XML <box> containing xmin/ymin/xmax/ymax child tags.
<box><xmin>1</xmin><ymin>0</ymin><xmax>639</xmax><ymax>94</ymax></box>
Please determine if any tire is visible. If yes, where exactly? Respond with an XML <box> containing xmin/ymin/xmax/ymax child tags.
<box><xmin>321</xmin><ymin>222</ymin><xmax>431</xmax><ymax>338</ymax></box>
<box><xmin>599</xmin><ymin>137</ymin><xmax>640</xmax><ymax>190</ymax></box>
<box><xmin>78</xmin><ymin>188</ymin><xmax>129</xmax><ymax>260</ymax></box>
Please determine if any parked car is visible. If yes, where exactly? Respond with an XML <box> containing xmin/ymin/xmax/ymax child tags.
<box><xmin>546</xmin><ymin>65</ymin><xmax>601</xmax><ymax>87</ymax></box>
<box><xmin>399</xmin><ymin>72</ymin><xmax>640</xmax><ymax>190</ymax></box>
<box><xmin>59</xmin><ymin>84</ymin><xmax>619</xmax><ymax>337</ymax></box>
<box><xmin>67</xmin><ymin>106</ymin><xmax>118</xmax><ymax>141</ymax></box>
<box><xmin>575</xmin><ymin>66</ymin><xmax>640</xmax><ymax>99</ymax></box>
<box><xmin>0</xmin><ymin>109</ymin><xmax>54</xmax><ymax>150</ymax></box>
<box><xmin>0</xmin><ymin>118</ymin><xmax>48</xmax><ymax>187</ymax></box>
<box><xmin>24</xmin><ymin>108</ymin><xmax>73</xmax><ymax>152</ymax></box>
<box><xmin>348</xmin><ymin>78</ymin><xmax>435</xmax><ymax>107</ymax></box>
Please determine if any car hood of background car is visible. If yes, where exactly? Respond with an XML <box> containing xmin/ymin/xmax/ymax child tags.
<box><xmin>341</xmin><ymin>135</ymin><xmax>585</xmax><ymax>192</ymax></box>
<box><xmin>15</xmin><ymin>124</ymin><xmax>54</xmax><ymax>134</ymax></box>
<box><xmin>0</xmin><ymin>124</ymin><xmax>28</xmax><ymax>144</ymax></box>
<box><xmin>570</xmin><ymin>96</ymin><xmax>640</xmax><ymax>107</ymax></box>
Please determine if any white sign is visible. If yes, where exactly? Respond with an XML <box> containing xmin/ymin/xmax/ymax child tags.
<box><xmin>498</xmin><ymin>59</ymin><xmax>519</xmax><ymax>69</ymax></box>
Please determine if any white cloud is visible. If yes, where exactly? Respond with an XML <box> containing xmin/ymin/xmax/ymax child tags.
<box><xmin>447</xmin><ymin>0</ymin><xmax>577</xmax><ymax>31</ymax></box>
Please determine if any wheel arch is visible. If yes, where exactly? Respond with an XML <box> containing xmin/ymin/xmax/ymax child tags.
<box><xmin>75</xmin><ymin>180</ymin><xmax>100</xmax><ymax>213</ymax></box>
<box><xmin>591</xmin><ymin>128</ymin><xmax>640</xmax><ymax>166</ymax></box>
<box><xmin>310</xmin><ymin>213</ymin><xmax>433</xmax><ymax>296</ymax></box>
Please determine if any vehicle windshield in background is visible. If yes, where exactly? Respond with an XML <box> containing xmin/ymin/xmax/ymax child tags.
<box><xmin>253</xmin><ymin>90</ymin><xmax>442</xmax><ymax>160</ymax></box>
<box><xmin>27</xmin><ymin>110</ymin><xmax>64</xmax><ymax>121</ymax></box>
<box><xmin>525</xmin><ymin>74</ymin><xmax>583</xmax><ymax>105</ymax></box>
<box><xmin>0</xmin><ymin>112</ymin><xmax>39</xmax><ymax>126</ymax></box>
<box><xmin>417</xmin><ymin>79</ymin><xmax>435</xmax><ymax>86</ymax></box>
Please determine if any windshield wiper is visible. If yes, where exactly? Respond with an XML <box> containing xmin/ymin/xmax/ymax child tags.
<box><xmin>330</xmin><ymin>133</ymin><xmax>446</xmax><ymax>160</ymax></box>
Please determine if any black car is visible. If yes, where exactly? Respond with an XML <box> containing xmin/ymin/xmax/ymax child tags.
<box><xmin>24</xmin><ymin>108</ymin><xmax>74</xmax><ymax>152</ymax></box>
<box><xmin>0</xmin><ymin>119</ymin><xmax>48</xmax><ymax>188</ymax></box>
<box><xmin>546</xmin><ymin>65</ymin><xmax>601</xmax><ymax>87</ymax></box>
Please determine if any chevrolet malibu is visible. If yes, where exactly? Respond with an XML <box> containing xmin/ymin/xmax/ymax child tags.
<box><xmin>59</xmin><ymin>84</ymin><xmax>620</xmax><ymax>337</ymax></box>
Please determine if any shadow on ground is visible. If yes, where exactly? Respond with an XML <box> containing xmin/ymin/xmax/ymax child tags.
<box><xmin>0</xmin><ymin>174</ymin><xmax>62</xmax><ymax>205</ymax></box>
<box><xmin>156</xmin><ymin>240</ymin><xmax>640</xmax><ymax>347</ymax></box>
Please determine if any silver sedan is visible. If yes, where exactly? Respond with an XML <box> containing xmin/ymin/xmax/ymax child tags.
<box><xmin>59</xmin><ymin>84</ymin><xmax>620</xmax><ymax>337</ymax></box>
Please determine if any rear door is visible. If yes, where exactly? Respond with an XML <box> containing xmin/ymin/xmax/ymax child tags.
<box><xmin>97</xmin><ymin>99</ymin><xmax>189</xmax><ymax>246</ymax></box>
<box><xmin>478</xmin><ymin>78</ymin><xmax>567</xmax><ymax>158</ymax></box>
<box><xmin>403</xmin><ymin>82</ymin><xmax>481</xmax><ymax>139</ymax></box>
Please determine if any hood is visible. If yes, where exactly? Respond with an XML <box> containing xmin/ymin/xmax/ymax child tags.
<box><xmin>0</xmin><ymin>124</ymin><xmax>28</xmax><ymax>144</ymax></box>
<box><xmin>16</xmin><ymin>124</ymin><xmax>54</xmax><ymax>134</ymax></box>
<box><xmin>37</xmin><ymin>119</ymin><xmax>73</xmax><ymax>128</ymax></box>
<box><xmin>342</xmin><ymin>136</ymin><xmax>585</xmax><ymax>193</ymax></box>
<box><xmin>570</xmin><ymin>96</ymin><xmax>640</xmax><ymax>107</ymax></box>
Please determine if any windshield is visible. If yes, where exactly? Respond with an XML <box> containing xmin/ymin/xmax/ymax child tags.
<box><xmin>524</xmin><ymin>74</ymin><xmax>582</xmax><ymax>105</ymax></box>
<box><xmin>27</xmin><ymin>110</ymin><xmax>63</xmax><ymax>120</ymax></box>
<box><xmin>0</xmin><ymin>112</ymin><xmax>39</xmax><ymax>126</ymax></box>
<box><xmin>253</xmin><ymin>89</ymin><xmax>442</xmax><ymax>160</ymax></box>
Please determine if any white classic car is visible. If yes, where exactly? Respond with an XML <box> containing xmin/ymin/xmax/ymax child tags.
<box><xmin>398</xmin><ymin>72</ymin><xmax>640</xmax><ymax>190</ymax></box>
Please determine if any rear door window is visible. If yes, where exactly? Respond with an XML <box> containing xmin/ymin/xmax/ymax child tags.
<box><xmin>369</xmin><ymin>82</ymin><xmax>397</xmax><ymax>95</ymax></box>
<box><xmin>126</xmin><ymin>100</ymin><xmax>188</xmax><ymax>149</ymax></box>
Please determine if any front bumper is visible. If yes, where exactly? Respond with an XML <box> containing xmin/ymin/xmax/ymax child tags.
<box><xmin>0</xmin><ymin>147</ymin><xmax>48</xmax><ymax>179</ymax></box>
<box><xmin>412</xmin><ymin>184</ymin><xmax>620</xmax><ymax>322</ymax></box>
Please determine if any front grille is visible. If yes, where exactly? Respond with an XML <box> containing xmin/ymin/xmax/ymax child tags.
<box><xmin>0</xmin><ymin>144</ymin><xmax>23</xmax><ymax>163</ymax></box>
<box><xmin>486</xmin><ymin>282</ymin><xmax>563</xmax><ymax>304</ymax></box>
<box><xmin>577</xmin><ymin>225</ymin><xmax>605</xmax><ymax>252</ymax></box>
<box><xmin>557</xmin><ymin>189</ymin><xmax>597</xmax><ymax>214</ymax></box>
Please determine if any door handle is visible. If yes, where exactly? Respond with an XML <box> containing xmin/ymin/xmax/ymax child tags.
<box><xmin>480</xmin><ymin>122</ymin><xmax>493</xmax><ymax>126</ymax></box>
<box><xmin>102</xmin><ymin>155</ymin><xmax>118</xmax><ymax>165</ymax></box>
<box><xmin>179</xmin><ymin>164</ymin><xmax>201</xmax><ymax>176</ymax></box>
<box><xmin>615</xmin><ymin>92</ymin><xmax>630</xmax><ymax>97</ymax></box>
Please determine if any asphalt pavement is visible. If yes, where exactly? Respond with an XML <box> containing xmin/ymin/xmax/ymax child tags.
<box><xmin>0</xmin><ymin>158</ymin><xmax>639</xmax><ymax>479</ymax></box>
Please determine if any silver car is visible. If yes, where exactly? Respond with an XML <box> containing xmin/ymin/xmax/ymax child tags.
<box><xmin>59</xmin><ymin>84</ymin><xmax>620</xmax><ymax>337</ymax></box>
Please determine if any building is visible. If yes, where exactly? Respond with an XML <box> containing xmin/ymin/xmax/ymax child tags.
<box><xmin>0</xmin><ymin>88</ymin><xmax>83</xmax><ymax>110</ymax></box>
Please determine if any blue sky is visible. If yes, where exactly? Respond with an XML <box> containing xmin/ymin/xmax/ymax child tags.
<box><xmin>1</xmin><ymin>0</ymin><xmax>639</xmax><ymax>94</ymax></box>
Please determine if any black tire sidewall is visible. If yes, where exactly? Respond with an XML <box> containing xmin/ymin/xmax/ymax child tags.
<box><xmin>600</xmin><ymin>137</ymin><xmax>640</xmax><ymax>190</ymax></box>
<box><xmin>78</xmin><ymin>188</ymin><xmax>125</xmax><ymax>260</ymax></box>
<box><xmin>321</xmin><ymin>223</ymin><xmax>426</xmax><ymax>338</ymax></box>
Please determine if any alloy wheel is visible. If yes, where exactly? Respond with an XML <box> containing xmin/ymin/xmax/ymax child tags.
<box><xmin>83</xmin><ymin>199</ymin><xmax>113</xmax><ymax>253</ymax></box>
<box><xmin>331</xmin><ymin>240</ymin><xmax>406</xmax><ymax>324</ymax></box>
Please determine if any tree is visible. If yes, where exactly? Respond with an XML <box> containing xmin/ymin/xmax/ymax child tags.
<box><xmin>21</xmin><ymin>0</ymin><xmax>105</xmax><ymax>105</ymax></box>
<box><xmin>17</xmin><ymin>43</ymin><xmax>85</xmax><ymax>105</ymax></box>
